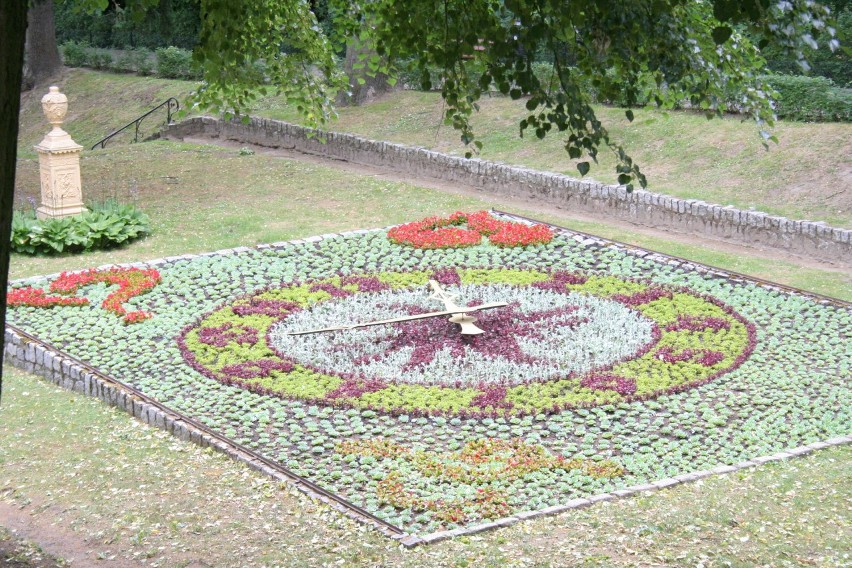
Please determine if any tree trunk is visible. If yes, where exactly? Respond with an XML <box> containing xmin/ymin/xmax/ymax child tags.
<box><xmin>0</xmin><ymin>0</ymin><xmax>28</xmax><ymax>404</ymax></box>
<box><xmin>336</xmin><ymin>42</ymin><xmax>395</xmax><ymax>106</ymax></box>
<box><xmin>22</xmin><ymin>0</ymin><xmax>61</xmax><ymax>91</ymax></box>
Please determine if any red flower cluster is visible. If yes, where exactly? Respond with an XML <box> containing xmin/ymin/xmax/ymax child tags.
<box><xmin>7</xmin><ymin>287</ymin><xmax>89</xmax><ymax>308</ymax></box>
<box><xmin>580</xmin><ymin>372</ymin><xmax>638</xmax><ymax>396</ymax></box>
<box><xmin>8</xmin><ymin>267</ymin><xmax>161</xmax><ymax>324</ymax></box>
<box><xmin>387</xmin><ymin>211</ymin><xmax>554</xmax><ymax>249</ymax></box>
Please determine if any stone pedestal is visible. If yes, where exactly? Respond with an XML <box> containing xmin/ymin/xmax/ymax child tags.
<box><xmin>35</xmin><ymin>86</ymin><xmax>86</xmax><ymax>219</ymax></box>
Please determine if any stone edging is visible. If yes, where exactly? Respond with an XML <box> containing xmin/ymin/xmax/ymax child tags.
<box><xmin>4</xmin><ymin>216</ymin><xmax>850</xmax><ymax>548</ymax></box>
<box><xmin>160</xmin><ymin>116</ymin><xmax>851</xmax><ymax>265</ymax></box>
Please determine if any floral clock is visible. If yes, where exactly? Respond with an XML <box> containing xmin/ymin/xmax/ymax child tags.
<box><xmin>178</xmin><ymin>265</ymin><xmax>756</xmax><ymax>417</ymax></box>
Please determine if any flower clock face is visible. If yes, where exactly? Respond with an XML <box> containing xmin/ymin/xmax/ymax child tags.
<box><xmin>179</xmin><ymin>267</ymin><xmax>756</xmax><ymax>417</ymax></box>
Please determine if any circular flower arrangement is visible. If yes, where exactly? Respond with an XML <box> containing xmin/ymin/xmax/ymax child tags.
<box><xmin>178</xmin><ymin>267</ymin><xmax>756</xmax><ymax>416</ymax></box>
<box><xmin>387</xmin><ymin>210</ymin><xmax>554</xmax><ymax>249</ymax></box>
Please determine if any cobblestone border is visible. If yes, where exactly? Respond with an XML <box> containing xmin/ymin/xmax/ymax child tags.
<box><xmin>161</xmin><ymin>116</ymin><xmax>851</xmax><ymax>265</ymax></box>
<box><xmin>4</xmin><ymin>214</ymin><xmax>849</xmax><ymax>548</ymax></box>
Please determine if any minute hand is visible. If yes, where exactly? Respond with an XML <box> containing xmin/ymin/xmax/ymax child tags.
<box><xmin>286</xmin><ymin>301</ymin><xmax>508</xmax><ymax>336</ymax></box>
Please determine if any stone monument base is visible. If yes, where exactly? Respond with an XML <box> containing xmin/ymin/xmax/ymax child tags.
<box><xmin>36</xmin><ymin>203</ymin><xmax>86</xmax><ymax>220</ymax></box>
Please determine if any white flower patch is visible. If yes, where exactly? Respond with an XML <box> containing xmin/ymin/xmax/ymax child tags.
<box><xmin>270</xmin><ymin>284</ymin><xmax>655</xmax><ymax>388</ymax></box>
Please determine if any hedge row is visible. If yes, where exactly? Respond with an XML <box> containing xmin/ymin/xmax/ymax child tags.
<box><xmin>61</xmin><ymin>42</ymin><xmax>201</xmax><ymax>81</ymax></box>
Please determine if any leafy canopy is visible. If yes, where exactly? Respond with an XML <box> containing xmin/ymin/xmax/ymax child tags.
<box><xmin>330</xmin><ymin>0</ymin><xmax>838</xmax><ymax>189</ymax></box>
<box><xmin>76</xmin><ymin>0</ymin><xmax>838</xmax><ymax>189</ymax></box>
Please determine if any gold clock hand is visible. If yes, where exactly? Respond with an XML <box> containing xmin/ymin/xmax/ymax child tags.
<box><xmin>286</xmin><ymin>301</ymin><xmax>508</xmax><ymax>336</ymax></box>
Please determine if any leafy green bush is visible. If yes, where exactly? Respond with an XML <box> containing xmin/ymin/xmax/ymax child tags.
<box><xmin>155</xmin><ymin>46</ymin><xmax>199</xmax><ymax>79</ymax></box>
<box><xmin>60</xmin><ymin>40</ymin><xmax>91</xmax><ymax>67</ymax></box>
<box><xmin>11</xmin><ymin>200</ymin><xmax>151</xmax><ymax>255</ymax></box>
<box><xmin>116</xmin><ymin>48</ymin><xmax>154</xmax><ymax>75</ymax></box>
<box><xmin>529</xmin><ymin>63</ymin><xmax>600</xmax><ymax>101</ymax></box>
<box><xmin>761</xmin><ymin>74</ymin><xmax>852</xmax><ymax>122</ymax></box>
<box><xmin>89</xmin><ymin>49</ymin><xmax>114</xmax><ymax>70</ymax></box>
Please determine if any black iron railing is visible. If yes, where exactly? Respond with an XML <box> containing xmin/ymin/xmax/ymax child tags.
<box><xmin>91</xmin><ymin>97</ymin><xmax>180</xmax><ymax>150</ymax></box>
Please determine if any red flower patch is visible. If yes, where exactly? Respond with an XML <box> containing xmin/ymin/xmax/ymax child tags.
<box><xmin>7</xmin><ymin>287</ymin><xmax>89</xmax><ymax>309</ymax></box>
<box><xmin>655</xmin><ymin>346</ymin><xmax>726</xmax><ymax>366</ymax></box>
<box><xmin>387</xmin><ymin>211</ymin><xmax>554</xmax><ymax>249</ymax></box>
<box><xmin>7</xmin><ymin>267</ymin><xmax>160</xmax><ymax>324</ymax></box>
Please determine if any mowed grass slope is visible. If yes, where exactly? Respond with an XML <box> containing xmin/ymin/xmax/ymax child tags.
<box><xmin>254</xmin><ymin>90</ymin><xmax>852</xmax><ymax>228</ymax></box>
<box><xmin>4</xmin><ymin>68</ymin><xmax>850</xmax><ymax>566</ymax></box>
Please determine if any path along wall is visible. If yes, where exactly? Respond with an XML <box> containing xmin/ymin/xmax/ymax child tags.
<box><xmin>161</xmin><ymin>116</ymin><xmax>851</xmax><ymax>265</ymax></box>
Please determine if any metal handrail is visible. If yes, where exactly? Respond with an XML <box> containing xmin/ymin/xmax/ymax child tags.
<box><xmin>91</xmin><ymin>97</ymin><xmax>180</xmax><ymax>150</ymax></box>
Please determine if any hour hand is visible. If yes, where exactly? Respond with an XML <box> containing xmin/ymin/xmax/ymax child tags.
<box><xmin>429</xmin><ymin>279</ymin><xmax>485</xmax><ymax>334</ymax></box>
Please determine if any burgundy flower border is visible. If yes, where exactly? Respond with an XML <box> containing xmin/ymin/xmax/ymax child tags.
<box><xmin>176</xmin><ymin>267</ymin><xmax>758</xmax><ymax>418</ymax></box>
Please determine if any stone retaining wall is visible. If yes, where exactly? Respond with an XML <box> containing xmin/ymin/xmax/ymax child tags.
<box><xmin>161</xmin><ymin>116</ymin><xmax>851</xmax><ymax>265</ymax></box>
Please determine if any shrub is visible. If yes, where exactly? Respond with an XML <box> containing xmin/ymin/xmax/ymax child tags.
<box><xmin>761</xmin><ymin>74</ymin><xmax>852</xmax><ymax>122</ymax></box>
<box><xmin>530</xmin><ymin>62</ymin><xmax>558</xmax><ymax>92</ymax></box>
<box><xmin>11</xmin><ymin>200</ymin><xmax>151</xmax><ymax>255</ymax></box>
<box><xmin>89</xmin><ymin>49</ymin><xmax>114</xmax><ymax>70</ymax></box>
<box><xmin>155</xmin><ymin>46</ymin><xmax>199</xmax><ymax>80</ymax></box>
<box><xmin>115</xmin><ymin>48</ymin><xmax>153</xmax><ymax>74</ymax></box>
<box><xmin>60</xmin><ymin>40</ymin><xmax>90</xmax><ymax>67</ymax></box>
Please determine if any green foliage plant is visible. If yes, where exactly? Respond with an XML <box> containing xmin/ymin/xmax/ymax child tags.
<box><xmin>155</xmin><ymin>46</ymin><xmax>199</xmax><ymax>80</ymax></box>
<box><xmin>116</xmin><ymin>47</ymin><xmax>154</xmax><ymax>74</ymax></box>
<box><xmin>60</xmin><ymin>40</ymin><xmax>91</xmax><ymax>67</ymax></box>
<box><xmin>88</xmin><ymin>49</ymin><xmax>114</xmax><ymax>70</ymax></box>
<box><xmin>11</xmin><ymin>200</ymin><xmax>150</xmax><ymax>255</ymax></box>
<box><xmin>761</xmin><ymin>74</ymin><xmax>851</xmax><ymax>121</ymax></box>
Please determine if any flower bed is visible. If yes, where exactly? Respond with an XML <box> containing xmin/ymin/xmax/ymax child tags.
<box><xmin>6</xmin><ymin>212</ymin><xmax>850</xmax><ymax>538</ymax></box>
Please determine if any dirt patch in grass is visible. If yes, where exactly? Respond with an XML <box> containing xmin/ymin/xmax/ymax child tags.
<box><xmin>0</xmin><ymin>523</ymin><xmax>68</xmax><ymax>568</ymax></box>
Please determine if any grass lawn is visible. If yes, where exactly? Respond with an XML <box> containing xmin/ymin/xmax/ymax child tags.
<box><xmin>2</xmin><ymin>68</ymin><xmax>849</xmax><ymax>566</ymax></box>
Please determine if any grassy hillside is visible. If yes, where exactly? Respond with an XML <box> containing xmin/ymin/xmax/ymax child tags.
<box><xmin>254</xmin><ymin>91</ymin><xmax>852</xmax><ymax>227</ymax></box>
<box><xmin>17</xmin><ymin>69</ymin><xmax>851</xmax><ymax>226</ymax></box>
<box><xmin>17</xmin><ymin>69</ymin><xmax>194</xmax><ymax>160</ymax></box>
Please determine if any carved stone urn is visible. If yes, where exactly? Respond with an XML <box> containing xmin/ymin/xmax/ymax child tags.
<box><xmin>34</xmin><ymin>86</ymin><xmax>86</xmax><ymax>219</ymax></box>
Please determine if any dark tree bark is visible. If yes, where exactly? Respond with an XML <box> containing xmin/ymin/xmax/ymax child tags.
<box><xmin>0</xmin><ymin>0</ymin><xmax>28</xmax><ymax>404</ymax></box>
<box><xmin>22</xmin><ymin>0</ymin><xmax>61</xmax><ymax>90</ymax></box>
<box><xmin>336</xmin><ymin>42</ymin><xmax>396</xmax><ymax>106</ymax></box>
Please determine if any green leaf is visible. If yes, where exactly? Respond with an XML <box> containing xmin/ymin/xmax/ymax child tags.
<box><xmin>577</xmin><ymin>162</ymin><xmax>590</xmax><ymax>176</ymax></box>
<box><xmin>712</xmin><ymin>25</ymin><xmax>733</xmax><ymax>45</ymax></box>
<box><xmin>625</xmin><ymin>110</ymin><xmax>634</xmax><ymax>122</ymax></box>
